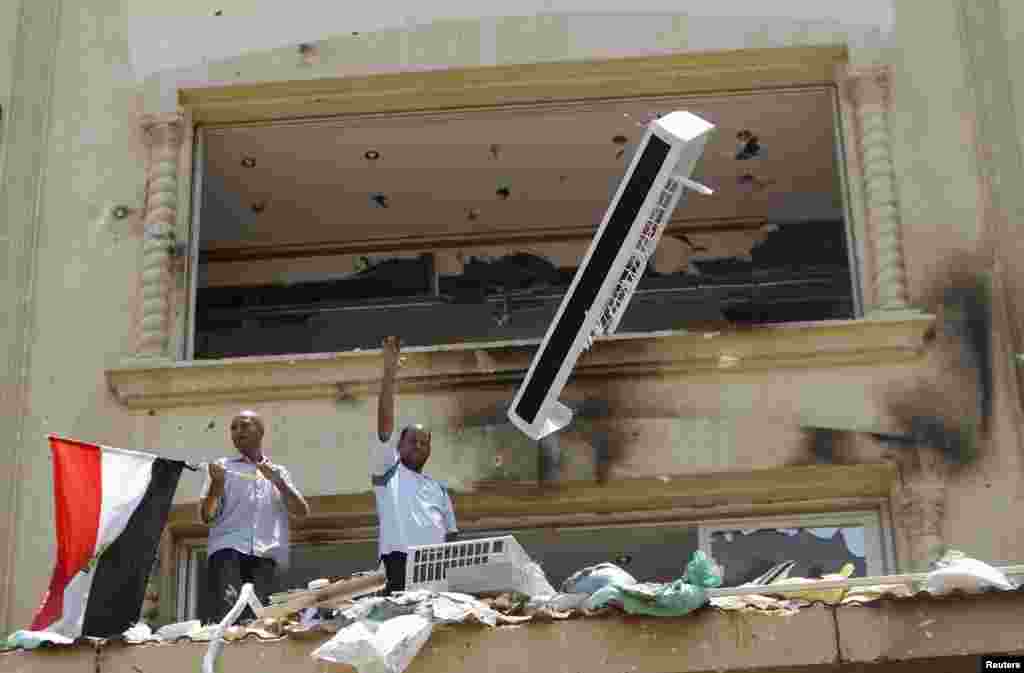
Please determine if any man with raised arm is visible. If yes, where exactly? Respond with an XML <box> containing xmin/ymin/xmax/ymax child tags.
<box><xmin>373</xmin><ymin>336</ymin><xmax>459</xmax><ymax>595</ymax></box>
<box><xmin>198</xmin><ymin>410</ymin><xmax>310</xmax><ymax>622</ymax></box>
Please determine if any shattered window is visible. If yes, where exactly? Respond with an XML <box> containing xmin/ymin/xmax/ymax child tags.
<box><xmin>184</xmin><ymin>527</ymin><xmax>699</xmax><ymax>620</ymax></box>
<box><xmin>180</xmin><ymin>516</ymin><xmax>886</xmax><ymax>620</ymax></box>
<box><xmin>708</xmin><ymin>526</ymin><xmax>868</xmax><ymax>587</ymax></box>
<box><xmin>190</xmin><ymin>88</ymin><xmax>856</xmax><ymax>360</ymax></box>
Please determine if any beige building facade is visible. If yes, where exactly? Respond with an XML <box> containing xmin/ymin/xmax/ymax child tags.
<box><xmin>2</xmin><ymin>1</ymin><xmax>1023</xmax><ymax>659</ymax></box>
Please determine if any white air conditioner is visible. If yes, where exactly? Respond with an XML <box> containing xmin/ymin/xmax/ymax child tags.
<box><xmin>507</xmin><ymin>111</ymin><xmax>716</xmax><ymax>440</ymax></box>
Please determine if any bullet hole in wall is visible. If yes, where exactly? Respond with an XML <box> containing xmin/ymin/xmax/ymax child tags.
<box><xmin>251</xmin><ymin>201</ymin><xmax>267</xmax><ymax>213</ymax></box>
<box><xmin>148</xmin><ymin>409</ymin><xmax>156</xmax><ymax>416</ymax></box>
<box><xmin>613</xmin><ymin>135</ymin><xmax>629</xmax><ymax>159</ymax></box>
<box><xmin>735</xmin><ymin>130</ymin><xmax>761</xmax><ymax>160</ymax></box>
<box><xmin>495</xmin><ymin>186</ymin><xmax>511</xmax><ymax>200</ymax></box>
<box><xmin>736</xmin><ymin>174</ymin><xmax>773</xmax><ymax>192</ymax></box>
<box><xmin>241</xmin><ymin>157</ymin><xmax>256</xmax><ymax>168</ymax></box>
<box><xmin>371</xmin><ymin>193</ymin><xmax>389</xmax><ymax>208</ymax></box>
<box><xmin>364</xmin><ymin>150</ymin><xmax>380</xmax><ymax>161</ymax></box>
<box><xmin>207</xmin><ymin>420</ymin><xmax>216</xmax><ymax>430</ymax></box>
<box><xmin>213</xmin><ymin>9</ymin><xmax>223</xmax><ymax>16</ymax></box>
<box><xmin>467</xmin><ymin>208</ymin><xmax>480</xmax><ymax>221</ymax></box>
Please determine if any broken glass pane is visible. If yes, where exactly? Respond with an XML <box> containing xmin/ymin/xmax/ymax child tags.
<box><xmin>710</xmin><ymin>526</ymin><xmax>867</xmax><ymax>587</ymax></box>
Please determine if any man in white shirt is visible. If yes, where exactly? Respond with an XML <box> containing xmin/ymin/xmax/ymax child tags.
<box><xmin>199</xmin><ymin>410</ymin><xmax>309</xmax><ymax>622</ymax></box>
<box><xmin>373</xmin><ymin>336</ymin><xmax>458</xmax><ymax>595</ymax></box>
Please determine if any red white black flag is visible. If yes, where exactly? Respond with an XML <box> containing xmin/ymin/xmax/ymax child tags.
<box><xmin>30</xmin><ymin>436</ymin><xmax>185</xmax><ymax>639</ymax></box>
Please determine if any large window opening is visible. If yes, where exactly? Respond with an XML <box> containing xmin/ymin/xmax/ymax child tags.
<box><xmin>189</xmin><ymin>87</ymin><xmax>856</xmax><ymax>360</ymax></box>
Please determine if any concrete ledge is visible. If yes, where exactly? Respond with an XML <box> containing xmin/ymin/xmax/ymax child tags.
<box><xmin>837</xmin><ymin>590</ymin><xmax>1024</xmax><ymax>663</ymax></box>
<box><xmin>4</xmin><ymin>591</ymin><xmax>1024</xmax><ymax>673</ymax></box>
<box><xmin>107</xmin><ymin>317</ymin><xmax>933</xmax><ymax>410</ymax></box>
<box><xmin>410</xmin><ymin>608</ymin><xmax>838</xmax><ymax>672</ymax></box>
<box><xmin>0</xmin><ymin>646</ymin><xmax>90</xmax><ymax>673</ymax></box>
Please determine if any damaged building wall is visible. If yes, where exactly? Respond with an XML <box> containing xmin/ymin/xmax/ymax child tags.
<box><xmin>2</xmin><ymin>0</ymin><xmax>1023</xmax><ymax>638</ymax></box>
<box><xmin>889</xmin><ymin>0</ymin><xmax>1024</xmax><ymax>572</ymax></box>
<box><xmin>0</xmin><ymin>1</ymin><xmax>20</xmax><ymax>187</ymax></box>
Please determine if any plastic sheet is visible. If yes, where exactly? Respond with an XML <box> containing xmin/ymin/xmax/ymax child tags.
<box><xmin>347</xmin><ymin>591</ymin><xmax>530</xmax><ymax>627</ymax></box>
<box><xmin>122</xmin><ymin>622</ymin><xmax>155</xmax><ymax>643</ymax></box>
<box><xmin>926</xmin><ymin>552</ymin><xmax>1016</xmax><ymax>595</ymax></box>
<box><xmin>154</xmin><ymin>619</ymin><xmax>202</xmax><ymax>641</ymax></box>
<box><xmin>202</xmin><ymin>583</ymin><xmax>263</xmax><ymax>673</ymax></box>
<box><xmin>310</xmin><ymin>615</ymin><xmax>433</xmax><ymax>673</ymax></box>
<box><xmin>586</xmin><ymin>551</ymin><xmax>722</xmax><ymax>617</ymax></box>
<box><xmin>561</xmin><ymin>563</ymin><xmax>636</xmax><ymax>595</ymax></box>
<box><xmin>3</xmin><ymin>630</ymin><xmax>74</xmax><ymax>650</ymax></box>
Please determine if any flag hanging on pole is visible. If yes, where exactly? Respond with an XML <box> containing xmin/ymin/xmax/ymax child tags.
<box><xmin>30</xmin><ymin>436</ymin><xmax>187</xmax><ymax>639</ymax></box>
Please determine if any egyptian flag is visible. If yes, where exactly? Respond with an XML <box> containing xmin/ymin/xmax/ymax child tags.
<box><xmin>30</xmin><ymin>436</ymin><xmax>186</xmax><ymax>638</ymax></box>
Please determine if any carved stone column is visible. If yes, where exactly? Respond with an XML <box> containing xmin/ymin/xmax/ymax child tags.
<box><xmin>895</xmin><ymin>445</ymin><xmax>949</xmax><ymax>570</ymax></box>
<box><xmin>137</xmin><ymin>113</ymin><xmax>185</xmax><ymax>358</ymax></box>
<box><xmin>843</xmin><ymin>66</ymin><xmax>912</xmax><ymax>315</ymax></box>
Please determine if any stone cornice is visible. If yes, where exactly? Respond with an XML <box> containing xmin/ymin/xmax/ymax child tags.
<box><xmin>166</xmin><ymin>462</ymin><xmax>897</xmax><ymax>542</ymax></box>
<box><xmin>107</xmin><ymin>316</ymin><xmax>933</xmax><ymax>410</ymax></box>
<box><xmin>180</xmin><ymin>45</ymin><xmax>848</xmax><ymax>125</ymax></box>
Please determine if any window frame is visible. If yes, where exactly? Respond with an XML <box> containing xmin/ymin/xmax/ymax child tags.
<box><xmin>110</xmin><ymin>46</ymin><xmax>936</xmax><ymax>409</ymax></box>
<box><xmin>697</xmin><ymin>508</ymin><xmax>895</xmax><ymax>577</ymax></box>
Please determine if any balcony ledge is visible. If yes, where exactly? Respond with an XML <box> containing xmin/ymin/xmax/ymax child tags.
<box><xmin>107</xmin><ymin>315</ymin><xmax>934</xmax><ymax>411</ymax></box>
<box><xmin>4</xmin><ymin>588</ymin><xmax>1023</xmax><ymax>673</ymax></box>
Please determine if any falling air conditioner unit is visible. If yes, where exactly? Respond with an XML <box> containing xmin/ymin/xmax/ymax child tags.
<box><xmin>507</xmin><ymin>111</ymin><xmax>716</xmax><ymax>440</ymax></box>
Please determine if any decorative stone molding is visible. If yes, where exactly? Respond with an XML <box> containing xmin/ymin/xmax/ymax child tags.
<box><xmin>165</xmin><ymin>463</ymin><xmax>897</xmax><ymax>542</ymax></box>
<box><xmin>842</xmin><ymin>66</ymin><xmax>910</xmax><ymax>315</ymax></box>
<box><xmin>137</xmin><ymin>113</ymin><xmax>185</xmax><ymax>358</ymax></box>
<box><xmin>107</xmin><ymin>315</ymin><xmax>934</xmax><ymax>410</ymax></box>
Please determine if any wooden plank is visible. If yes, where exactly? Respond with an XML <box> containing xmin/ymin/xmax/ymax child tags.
<box><xmin>254</xmin><ymin>572</ymin><xmax>386</xmax><ymax>619</ymax></box>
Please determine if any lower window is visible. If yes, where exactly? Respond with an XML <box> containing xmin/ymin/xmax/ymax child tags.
<box><xmin>177</xmin><ymin>510</ymin><xmax>892</xmax><ymax>621</ymax></box>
